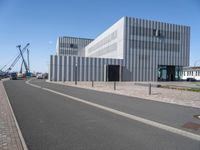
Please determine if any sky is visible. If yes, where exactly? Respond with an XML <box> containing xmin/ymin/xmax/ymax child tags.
<box><xmin>0</xmin><ymin>0</ymin><xmax>199</xmax><ymax>72</ymax></box>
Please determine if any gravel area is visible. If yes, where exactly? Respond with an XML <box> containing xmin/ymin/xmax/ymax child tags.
<box><xmin>49</xmin><ymin>81</ymin><xmax>200</xmax><ymax>108</ymax></box>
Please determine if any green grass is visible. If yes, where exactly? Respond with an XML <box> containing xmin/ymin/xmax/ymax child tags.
<box><xmin>189</xmin><ymin>82</ymin><xmax>200</xmax><ymax>84</ymax></box>
<box><xmin>187</xmin><ymin>88</ymin><xmax>200</xmax><ymax>92</ymax></box>
<box><xmin>160</xmin><ymin>85</ymin><xmax>200</xmax><ymax>93</ymax></box>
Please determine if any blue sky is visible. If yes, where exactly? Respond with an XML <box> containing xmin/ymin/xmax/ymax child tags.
<box><xmin>0</xmin><ymin>0</ymin><xmax>199</xmax><ymax>72</ymax></box>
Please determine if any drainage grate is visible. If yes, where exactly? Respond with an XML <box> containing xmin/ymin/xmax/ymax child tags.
<box><xmin>182</xmin><ymin>122</ymin><xmax>200</xmax><ymax>131</ymax></box>
<box><xmin>194</xmin><ymin>115</ymin><xmax>200</xmax><ymax>120</ymax></box>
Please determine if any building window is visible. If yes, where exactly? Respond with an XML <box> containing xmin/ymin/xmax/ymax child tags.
<box><xmin>69</xmin><ymin>44</ymin><xmax>78</xmax><ymax>49</ymax></box>
<box><xmin>153</xmin><ymin>29</ymin><xmax>161</xmax><ymax>37</ymax></box>
<box><xmin>70</xmin><ymin>44</ymin><xmax>74</xmax><ymax>48</ymax></box>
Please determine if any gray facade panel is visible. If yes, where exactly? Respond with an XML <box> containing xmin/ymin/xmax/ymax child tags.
<box><xmin>50</xmin><ymin>55</ymin><xmax>123</xmax><ymax>81</ymax></box>
<box><xmin>57</xmin><ymin>37</ymin><xmax>93</xmax><ymax>56</ymax></box>
<box><xmin>122</xmin><ymin>17</ymin><xmax>190</xmax><ymax>81</ymax></box>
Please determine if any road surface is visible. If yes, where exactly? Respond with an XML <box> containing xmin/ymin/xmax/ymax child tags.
<box><xmin>3</xmin><ymin>79</ymin><xmax>200</xmax><ymax>150</ymax></box>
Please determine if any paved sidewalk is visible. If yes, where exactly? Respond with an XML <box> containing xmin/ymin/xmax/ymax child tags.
<box><xmin>0</xmin><ymin>80</ymin><xmax>25</xmax><ymax>150</ymax></box>
<box><xmin>50</xmin><ymin>81</ymin><xmax>200</xmax><ymax>108</ymax></box>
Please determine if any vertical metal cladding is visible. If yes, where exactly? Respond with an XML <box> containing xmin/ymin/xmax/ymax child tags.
<box><xmin>57</xmin><ymin>37</ymin><xmax>93</xmax><ymax>56</ymax></box>
<box><xmin>50</xmin><ymin>55</ymin><xmax>123</xmax><ymax>81</ymax></box>
<box><xmin>49</xmin><ymin>17</ymin><xmax>190</xmax><ymax>82</ymax></box>
<box><xmin>124</xmin><ymin>17</ymin><xmax>190</xmax><ymax>81</ymax></box>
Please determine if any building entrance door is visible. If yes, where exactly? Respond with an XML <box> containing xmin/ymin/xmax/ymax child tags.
<box><xmin>106</xmin><ymin>65</ymin><xmax>120</xmax><ymax>81</ymax></box>
<box><xmin>167</xmin><ymin>66</ymin><xmax>175</xmax><ymax>81</ymax></box>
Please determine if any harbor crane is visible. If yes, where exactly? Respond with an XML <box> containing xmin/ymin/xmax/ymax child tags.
<box><xmin>17</xmin><ymin>44</ymin><xmax>31</xmax><ymax>76</ymax></box>
<box><xmin>4</xmin><ymin>43</ymin><xmax>30</xmax><ymax>75</ymax></box>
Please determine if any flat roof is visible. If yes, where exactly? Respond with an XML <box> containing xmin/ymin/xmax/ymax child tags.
<box><xmin>183</xmin><ymin>66</ymin><xmax>200</xmax><ymax>70</ymax></box>
<box><xmin>59</xmin><ymin>36</ymin><xmax>93</xmax><ymax>41</ymax></box>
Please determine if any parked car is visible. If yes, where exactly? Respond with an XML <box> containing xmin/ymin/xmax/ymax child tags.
<box><xmin>186</xmin><ymin>78</ymin><xmax>196</xmax><ymax>82</ymax></box>
<box><xmin>17</xmin><ymin>73</ymin><xmax>23</xmax><ymax>78</ymax></box>
<box><xmin>36</xmin><ymin>73</ymin><xmax>43</xmax><ymax>79</ymax></box>
<box><xmin>10</xmin><ymin>72</ymin><xmax>17</xmax><ymax>80</ymax></box>
<box><xmin>31</xmin><ymin>73</ymin><xmax>36</xmax><ymax>77</ymax></box>
<box><xmin>42</xmin><ymin>73</ymin><xmax>48</xmax><ymax>79</ymax></box>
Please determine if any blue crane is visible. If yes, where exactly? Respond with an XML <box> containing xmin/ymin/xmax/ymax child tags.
<box><xmin>17</xmin><ymin>44</ymin><xmax>31</xmax><ymax>76</ymax></box>
<box><xmin>4</xmin><ymin>43</ymin><xmax>30</xmax><ymax>74</ymax></box>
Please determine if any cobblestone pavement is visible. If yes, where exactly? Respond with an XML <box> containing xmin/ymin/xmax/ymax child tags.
<box><xmin>0</xmin><ymin>81</ymin><xmax>24</xmax><ymax>150</ymax></box>
<box><xmin>51</xmin><ymin>81</ymin><xmax>200</xmax><ymax>108</ymax></box>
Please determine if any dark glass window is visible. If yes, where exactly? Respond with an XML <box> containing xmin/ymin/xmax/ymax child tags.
<box><xmin>153</xmin><ymin>29</ymin><xmax>157</xmax><ymax>36</ymax></box>
<box><xmin>153</xmin><ymin>29</ymin><xmax>161</xmax><ymax>37</ymax></box>
<box><xmin>69</xmin><ymin>44</ymin><xmax>78</xmax><ymax>49</ymax></box>
<box><xmin>70</xmin><ymin>44</ymin><xmax>74</xmax><ymax>48</ymax></box>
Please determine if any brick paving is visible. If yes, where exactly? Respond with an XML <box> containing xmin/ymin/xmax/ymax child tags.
<box><xmin>0</xmin><ymin>81</ymin><xmax>24</xmax><ymax>150</ymax></box>
<box><xmin>51</xmin><ymin>81</ymin><xmax>200</xmax><ymax>108</ymax></box>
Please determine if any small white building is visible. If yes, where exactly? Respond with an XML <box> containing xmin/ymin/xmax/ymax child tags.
<box><xmin>182</xmin><ymin>67</ymin><xmax>200</xmax><ymax>80</ymax></box>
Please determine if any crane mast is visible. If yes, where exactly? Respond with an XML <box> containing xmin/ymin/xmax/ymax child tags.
<box><xmin>17</xmin><ymin>44</ymin><xmax>31</xmax><ymax>77</ymax></box>
<box><xmin>27</xmin><ymin>48</ymin><xmax>30</xmax><ymax>71</ymax></box>
<box><xmin>5</xmin><ymin>43</ymin><xmax>30</xmax><ymax>73</ymax></box>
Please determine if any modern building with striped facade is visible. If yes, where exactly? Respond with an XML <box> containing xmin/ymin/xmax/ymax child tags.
<box><xmin>56</xmin><ymin>36</ymin><xmax>93</xmax><ymax>56</ymax></box>
<box><xmin>49</xmin><ymin>16</ymin><xmax>190</xmax><ymax>82</ymax></box>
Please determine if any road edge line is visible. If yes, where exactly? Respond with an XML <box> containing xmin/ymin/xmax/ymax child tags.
<box><xmin>26</xmin><ymin>79</ymin><xmax>200</xmax><ymax>142</ymax></box>
<box><xmin>2</xmin><ymin>80</ymin><xmax>28</xmax><ymax>150</ymax></box>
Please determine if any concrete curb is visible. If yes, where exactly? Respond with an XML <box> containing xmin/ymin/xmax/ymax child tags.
<box><xmin>2</xmin><ymin>80</ymin><xmax>28</xmax><ymax>150</ymax></box>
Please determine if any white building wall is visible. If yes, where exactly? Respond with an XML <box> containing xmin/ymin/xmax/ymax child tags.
<box><xmin>182</xmin><ymin>67</ymin><xmax>200</xmax><ymax>80</ymax></box>
<box><xmin>85</xmin><ymin>17</ymin><xmax>125</xmax><ymax>59</ymax></box>
<box><xmin>56</xmin><ymin>38</ymin><xmax>59</xmax><ymax>55</ymax></box>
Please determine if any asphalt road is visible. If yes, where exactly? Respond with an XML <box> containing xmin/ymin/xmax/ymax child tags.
<box><xmin>30</xmin><ymin>79</ymin><xmax>200</xmax><ymax>134</ymax></box>
<box><xmin>3</xmin><ymin>79</ymin><xmax>200</xmax><ymax>150</ymax></box>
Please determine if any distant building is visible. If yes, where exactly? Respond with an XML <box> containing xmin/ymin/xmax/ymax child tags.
<box><xmin>56</xmin><ymin>36</ymin><xmax>93</xmax><ymax>56</ymax></box>
<box><xmin>49</xmin><ymin>16</ymin><xmax>190</xmax><ymax>82</ymax></box>
<box><xmin>182</xmin><ymin>66</ymin><xmax>200</xmax><ymax>80</ymax></box>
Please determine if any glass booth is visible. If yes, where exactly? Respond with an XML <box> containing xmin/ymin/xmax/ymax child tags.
<box><xmin>157</xmin><ymin>65</ymin><xmax>182</xmax><ymax>81</ymax></box>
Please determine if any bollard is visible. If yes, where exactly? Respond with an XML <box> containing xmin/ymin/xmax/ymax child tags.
<box><xmin>75</xmin><ymin>64</ymin><xmax>77</xmax><ymax>85</ymax></box>
<box><xmin>149</xmin><ymin>83</ymin><xmax>151</xmax><ymax>95</ymax></box>
<box><xmin>114</xmin><ymin>81</ymin><xmax>116</xmax><ymax>90</ymax></box>
<box><xmin>75</xmin><ymin>76</ymin><xmax>77</xmax><ymax>85</ymax></box>
<box><xmin>92</xmin><ymin>80</ymin><xmax>94</xmax><ymax>87</ymax></box>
